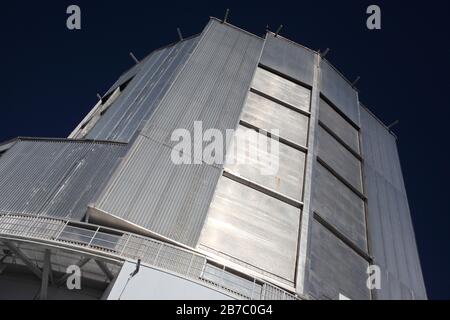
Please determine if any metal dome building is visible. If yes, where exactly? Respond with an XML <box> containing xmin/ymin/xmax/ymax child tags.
<box><xmin>0</xmin><ymin>17</ymin><xmax>426</xmax><ymax>300</ymax></box>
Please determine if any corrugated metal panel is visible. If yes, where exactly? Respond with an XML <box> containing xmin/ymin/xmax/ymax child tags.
<box><xmin>312</xmin><ymin>162</ymin><xmax>367</xmax><ymax>251</ymax></box>
<box><xmin>0</xmin><ymin>139</ymin><xmax>126</xmax><ymax>221</ymax></box>
<box><xmin>86</xmin><ymin>36</ymin><xmax>200</xmax><ymax>142</ymax></box>
<box><xmin>251</xmin><ymin>67</ymin><xmax>311</xmax><ymax>113</ymax></box>
<box><xmin>320</xmin><ymin>60</ymin><xmax>360</xmax><ymax>126</ymax></box>
<box><xmin>94</xmin><ymin>20</ymin><xmax>264</xmax><ymax>247</ymax></box>
<box><xmin>225</xmin><ymin>125</ymin><xmax>306</xmax><ymax>201</ymax></box>
<box><xmin>360</xmin><ymin>107</ymin><xmax>427</xmax><ymax>300</ymax></box>
<box><xmin>199</xmin><ymin>176</ymin><xmax>301</xmax><ymax>283</ymax></box>
<box><xmin>94</xmin><ymin>136</ymin><xmax>222</xmax><ymax>246</ymax></box>
<box><xmin>360</xmin><ymin>107</ymin><xmax>406</xmax><ymax>193</ymax></box>
<box><xmin>260</xmin><ymin>33</ymin><xmax>315</xmax><ymax>86</ymax></box>
<box><xmin>317</xmin><ymin>126</ymin><xmax>363</xmax><ymax>192</ymax></box>
<box><xmin>364</xmin><ymin>165</ymin><xmax>426</xmax><ymax>299</ymax></box>
<box><xmin>307</xmin><ymin>218</ymin><xmax>370</xmax><ymax>300</ymax></box>
<box><xmin>319</xmin><ymin>98</ymin><xmax>360</xmax><ymax>153</ymax></box>
<box><xmin>241</xmin><ymin>92</ymin><xmax>309</xmax><ymax>148</ymax></box>
<box><xmin>141</xmin><ymin>20</ymin><xmax>264</xmax><ymax>148</ymax></box>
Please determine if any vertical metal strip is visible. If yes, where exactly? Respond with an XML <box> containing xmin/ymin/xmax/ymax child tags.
<box><xmin>295</xmin><ymin>53</ymin><xmax>321</xmax><ymax>295</ymax></box>
<box><xmin>358</xmin><ymin>109</ymin><xmax>375</xmax><ymax>300</ymax></box>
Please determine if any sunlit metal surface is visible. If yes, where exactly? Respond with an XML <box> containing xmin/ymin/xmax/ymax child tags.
<box><xmin>86</xmin><ymin>36</ymin><xmax>200</xmax><ymax>143</ymax></box>
<box><xmin>94</xmin><ymin>136</ymin><xmax>222</xmax><ymax>247</ymax></box>
<box><xmin>252</xmin><ymin>67</ymin><xmax>311</xmax><ymax>113</ymax></box>
<box><xmin>361</xmin><ymin>107</ymin><xmax>427</xmax><ymax>300</ymax></box>
<box><xmin>141</xmin><ymin>20</ymin><xmax>264</xmax><ymax>149</ymax></box>
<box><xmin>224</xmin><ymin>125</ymin><xmax>306</xmax><ymax>201</ymax></box>
<box><xmin>199</xmin><ymin>177</ymin><xmax>301</xmax><ymax>283</ymax></box>
<box><xmin>0</xmin><ymin>17</ymin><xmax>426</xmax><ymax>300</ymax></box>
<box><xmin>317</xmin><ymin>126</ymin><xmax>363</xmax><ymax>192</ymax></box>
<box><xmin>312</xmin><ymin>163</ymin><xmax>367</xmax><ymax>250</ymax></box>
<box><xmin>0</xmin><ymin>139</ymin><xmax>126</xmax><ymax>221</ymax></box>
<box><xmin>93</xmin><ymin>20</ymin><xmax>263</xmax><ymax>247</ymax></box>
<box><xmin>241</xmin><ymin>92</ymin><xmax>309</xmax><ymax>148</ymax></box>
<box><xmin>260</xmin><ymin>33</ymin><xmax>315</xmax><ymax>86</ymax></box>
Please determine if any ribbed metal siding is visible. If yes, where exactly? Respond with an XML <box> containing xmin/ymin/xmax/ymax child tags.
<box><xmin>320</xmin><ymin>60</ymin><xmax>360</xmax><ymax>126</ymax></box>
<box><xmin>86</xmin><ymin>36</ymin><xmax>199</xmax><ymax>142</ymax></box>
<box><xmin>0</xmin><ymin>140</ymin><xmax>126</xmax><ymax>221</ymax></box>
<box><xmin>307</xmin><ymin>219</ymin><xmax>370</xmax><ymax>300</ymax></box>
<box><xmin>312</xmin><ymin>162</ymin><xmax>367</xmax><ymax>250</ymax></box>
<box><xmin>141</xmin><ymin>21</ymin><xmax>264</xmax><ymax>148</ymax></box>
<box><xmin>94</xmin><ymin>136</ymin><xmax>222</xmax><ymax>246</ymax></box>
<box><xmin>360</xmin><ymin>107</ymin><xmax>427</xmax><ymax>299</ymax></box>
<box><xmin>260</xmin><ymin>33</ymin><xmax>315</xmax><ymax>86</ymax></box>
<box><xmin>224</xmin><ymin>125</ymin><xmax>306</xmax><ymax>201</ymax></box>
<box><xmin>94</xmin><ymin>20</ymin><xmax>264</xmax><ymax>247</ymax></box>
<box><xmin>361</xmin><ymin>108</ymin><xmax>406</xmax><ymax>193</ymax></box>
<box><xmin>252</xmin><ymin>67</ymin><xmax>311</xmax><ymax>113</ymax></box>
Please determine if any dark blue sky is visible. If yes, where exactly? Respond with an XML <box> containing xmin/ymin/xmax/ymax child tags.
<box><xmin>1</xmin><ymin>1</ymin><xmax>449</xmax><ymax>299</ymax></box>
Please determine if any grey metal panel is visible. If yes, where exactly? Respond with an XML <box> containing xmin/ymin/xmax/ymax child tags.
<box><xmin>94</xmin><ymin>20</ymin><xmax>264</xmax><ymax>248</ymax></box>
<box><xmin>319</xmin><ymin>98</ymin><xmax>360</xmax><ymax>153</ymax></box>
<box><xmin>307</xmin><ymin>219</ymin><xmax>370</xmax><ymax>300</ymax></box>
<box><xmin>142</xmin><ymin>20</ymin><xmax>264</xmax><ymax>149</ymax></box>
<box><xmin>241</xmin><ymin>92</ymin><xmax>309</xmax><ymax>148</ymax></box>
<box><xmin>364</xmin><ymin>166</ymin><xmax>426</xmax><ymax>299</ymax></box>
<box><xmin>260</xmin><ymin>33</ymin><xmax>315</xmax><ymax>86</ymax></box>
<box><xmin>320</xmin><ymin>60</ymin><xmax>360</xmax><ymax>126</ymax></box>
<box><xmin>0</xmin><ymin>139</ymin><xmax>126</xmax><ymax>221</ymax></box>
<box><xmin>377</xmin><ymin>269</ymin><xmax>414</xmax><ymax>300</ymax></box>
<box><xmin>312</xmin><ymin>162</ymin><xmax>367</xmax><ymax>250</ymax></box>
<box><xmin>360</xmin><ymin>107</ymin><xmax>405</xmax><ymax>193</ymax></box>
<box><xmin>317</xmin><ymin>126</ymin><xmax>363</xmax><ymax>192</ymax></box>
<box><xmin>225</xmin><ymin>125</ymin><xmax>306</xmax><ymax>201</ymax></box>
<box><xmin>86</xmin><ymin>36</ymin><xmax>200</xmax><ymax>142</ymax></box>
<box><xmin>361</xmin><ymin>107</ymin><xmax>427</xmax><ymax>299</ymax></box>
<box><xmin>199</xmin><ymin>176</ymin><xmax>301</xmax><ymax>282</ymax></box>
<box><xmin>95</xmin><ymin>136</ymin><xmax>222</xmax><ymax>247</ymax></box>
<box><xmin>251</xmin><ymin>67</ymin><xmax>311</xmax><ymax>113</ymax></box>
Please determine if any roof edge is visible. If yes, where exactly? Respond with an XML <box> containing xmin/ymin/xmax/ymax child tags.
<box><xmin>4</xmin><ymin>136</ymin><xmax>129</xmax><ymax>146</ymax></box>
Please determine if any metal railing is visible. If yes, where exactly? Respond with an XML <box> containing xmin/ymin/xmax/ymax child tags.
<box><xmin>0</xmin><ymin>212</ymin><xmax>298</xmax><ymax>300</ymax></box>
